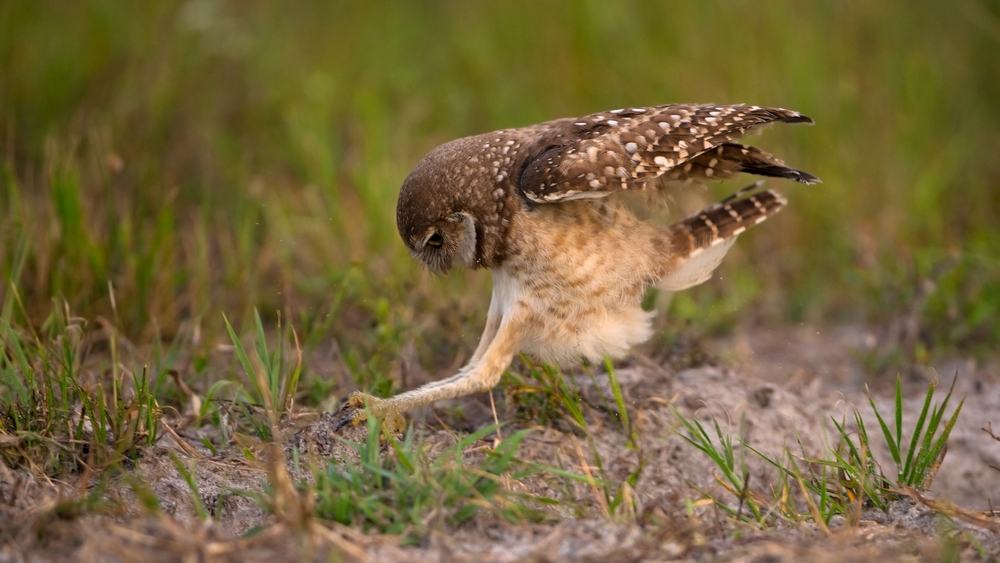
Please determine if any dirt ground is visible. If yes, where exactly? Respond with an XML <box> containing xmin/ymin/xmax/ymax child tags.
<box><xmin>2</xmin><ymin>326</ymin><xmax>999</xmax><ymax>562</ymax></box>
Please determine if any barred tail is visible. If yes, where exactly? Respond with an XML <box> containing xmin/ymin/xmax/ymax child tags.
<box><xmin>659</xmin><ymin>182</ymin><xmax>786</xmax><ymax>290</ymax></box>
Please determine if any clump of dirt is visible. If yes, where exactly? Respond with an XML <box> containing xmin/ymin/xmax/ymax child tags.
<box><xmin>288</xmin><ymin>412</ymin><xmax>377</xmax><ymax>464</ymax></box>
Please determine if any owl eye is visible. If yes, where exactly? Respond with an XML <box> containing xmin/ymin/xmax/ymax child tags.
<box><xmin>427</xmin><ymin>233</ymin><xmax>444</xmax><ymax>247</ymax></box>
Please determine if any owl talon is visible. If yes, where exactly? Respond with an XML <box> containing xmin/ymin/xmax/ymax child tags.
<box><xmin>332</xmin><ymin>410</ymin><xmax>357</xmax><ymax>432</ymax></box>
<box><xmin>332</xmin><ymin>392</ymin><xmax>406</xmax><ymax>435</ymax></box>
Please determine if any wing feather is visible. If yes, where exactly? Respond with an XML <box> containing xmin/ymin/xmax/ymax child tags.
<box><xmin>519</xmin><ymin>104</ymin><xmax>815</xmax><ymax>203</ymax></box>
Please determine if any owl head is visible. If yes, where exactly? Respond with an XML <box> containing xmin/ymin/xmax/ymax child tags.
<box><xmin>396</xmin><ymin>131</ymin><xmax>528</xmax><ymax>273</ymax></box>
<box><xmin>398</xmin><ymin>208</ymin><xmax>477</xmax><ymax>275</ymax></box>
<box><xmin>395</xmin><ymin>141</ymin><xmax>486</xmax><ymax>274</ymax></box>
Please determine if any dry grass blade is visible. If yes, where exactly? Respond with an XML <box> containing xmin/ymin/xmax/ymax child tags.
<box><xmin>984</xmin><ymin>424</ymin><xmax>1000</xmax><ymax>474</ymax></box>
<box><xmin>574</xmin><ymin>439</ymin><xmax>610</xmax><ymax>520</ymax></box>
<box><xmin>902</xmin><ymin>486</ymin><xmax>1000</xmax><ymax>534</ymax></box>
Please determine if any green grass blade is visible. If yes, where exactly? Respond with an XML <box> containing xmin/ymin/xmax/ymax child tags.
<box><xmin>170</xmin><ymin>453</ymin><xmax>208</xmax><ymax>521</ymax></box>
<box><xmin>894</xmin><ymin>375</ymin><xmax>903</xmax><ymax>464</ymax></box>
<box><xmin>831</xmin><ymin>416</ymin><xmax>862</xmax><ymax>468</ymax></box>
<box><xmin>251</xmin><ymin>308</ymin><xmax>278</xmax><ymax>406</ymax></box>
<box><xmin>223</xmin><ymin>312</ymin><xmax>265</xmax><ymax>407</ymax></box>
<box><xmin>868</xmin><ymin>394</ymin><xmax>900</xmax><ymax>470</ymax></box>
<box><xmin>916</xmin><ymin>397</ymin><xmax>964</xmax><ymax>490</ymax></box>
<box><xmin>901</xmin><ymin>379</ymin><xmax>936</xmax><ymax>483</ymax></box>
<box><xmin>0</xmin><ymin>320</ymin><xmax>32</xmax><ymax>405</ymax></box>
<box><xmin>911</xmin><ymin>377</ymin><xmax>963</xmax><ymax>490</ymax></box>
<box><xmin>604</xmin><ymin>358</ymin><xmax>632</xmax><ymax>441</ymax></box>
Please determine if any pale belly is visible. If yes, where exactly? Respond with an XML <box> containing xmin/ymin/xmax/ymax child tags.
<box><xmin>495</xmin><ymin>201</ymin><xmax>669</xmax><ymax>365</ymax></box>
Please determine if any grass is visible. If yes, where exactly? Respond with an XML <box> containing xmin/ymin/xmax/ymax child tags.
<box><xmin>1</xmin><ymin>1</ymin><xmax>999</xmax><ymax>368</ymax></box>
<box><xmin>0</xmin><ymin>294</ymin><xmax>985</xmax><ymax>556</ymax></box>
<box><xmin>672</xmin><ymin>374</ymin><xmax>965</xmax><ymax>527</ymax></box>
<box><xmin>865</xmin><ymin>375</ymin><xmax>964</xmax><ymax>491</ymax></box>
<box><xmin>306</xmin><ymin>422</ymin><xmax>546</xmax><ymax>539</ymax></box>
<box><xmin>504</xmin><ymin>359</ymin><xmax>645</xmax><ymax>522</ymax></box>
<box><xmin>222</xmin><ymin>308</ymin><xmax>301</xmax><ymax>440</ymax></box>
<box><xmin>0</xmin><ymin>297</ymin><xmax>162</xmax><ymax>474</ymax></box>
<box><xmin>216</xmin><ymin>311</ymin><xmax>556</xmax><ymax>537</ymax></box>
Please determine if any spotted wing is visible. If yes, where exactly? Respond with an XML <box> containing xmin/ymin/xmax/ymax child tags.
<box><xmin>518</xmin><ymin>104</ymin><xmax>817</xmax><ymax>204</ymax></box>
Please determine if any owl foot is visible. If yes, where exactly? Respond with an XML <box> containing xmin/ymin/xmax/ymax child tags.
<box><xmin>333</xmin><ymin>392</ymin><xmax>407</xmax><ymax>436</ymax></box>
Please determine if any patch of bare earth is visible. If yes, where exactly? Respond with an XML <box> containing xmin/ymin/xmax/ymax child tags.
<box><xmin>2</xmin><ymin>326</ymin><xmax>998</xmax><ymax>562</ymax></box>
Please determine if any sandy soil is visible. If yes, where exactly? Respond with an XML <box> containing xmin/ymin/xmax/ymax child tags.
<box><xmin>1</xmin><ymin>326</ymin><xmax>998</xmax><ymax>562</ymax></box>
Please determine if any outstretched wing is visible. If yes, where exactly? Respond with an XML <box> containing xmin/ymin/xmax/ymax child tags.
<box><xmin>518</xmin><ymin>104</ymin><xmax>817</xmax><ymax>203</ymax></box>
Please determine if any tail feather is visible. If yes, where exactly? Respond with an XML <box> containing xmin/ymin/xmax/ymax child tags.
<box><xmin>659</xmin><ymin>183</ymin><xmax>786</xmax><ymax>291</ymax></box>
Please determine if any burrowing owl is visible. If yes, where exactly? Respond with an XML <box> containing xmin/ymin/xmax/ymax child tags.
<box><xmin>337</xmin><ymin>103</ymin><xmax>817</xmax><ymax>430</ymax></box>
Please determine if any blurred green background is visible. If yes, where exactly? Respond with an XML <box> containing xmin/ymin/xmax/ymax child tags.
<box><xmin>1</xmin><ymin>0</ymin><xmax>998</xmax><ymax>382</ymax></box>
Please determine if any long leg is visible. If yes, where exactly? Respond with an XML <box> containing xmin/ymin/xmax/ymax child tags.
<box><xmin>336</xmin><ymin>306</ymin><xmax>523</xmax><ymax>431</ymax></box>
<box><xmin>470</xmin><ymin>291</ymin><xmax>503</xmax><ymax>363</ymax></box>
